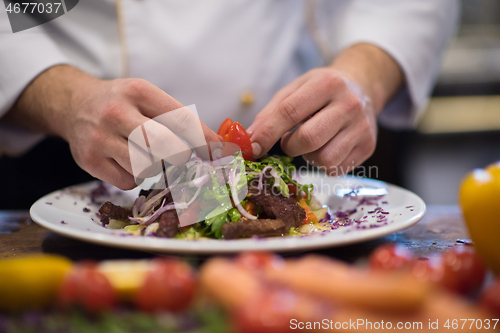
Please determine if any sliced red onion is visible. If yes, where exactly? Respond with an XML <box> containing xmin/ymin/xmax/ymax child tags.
<box><xmin>145</xmin><ymin>189</ymin><xmax>160</xmax><ymax>201</ymax></box>
<box><xmin>132</xmin><ymin>195</ymin><xmax>146</xmax><ymax>217</ymax></box>
<box><xmin>230</xmin><ymin>157</ymin><xmax>246</xmax><ymax>186</ymax></box>
<box><xmin>140</xmin><ymin>204</ymin><xmax>155</xmax><ymax>218</ymax></box>
<box><xmin>228</xmin><ymin>168</ymin><xmax>235</xmax><ymax>187</ymax></box>
<box><xmin>168</xmin><ymin>170</ymin><xmax>185</xmax><ymax>188</ymax></box>
<box><xmin>192</xmin><ymin>173</ymin><xmax>209</xmax><ymax>188</ymax></box>
<box><xmin>136</xmin><ymin>183</ymin><xmax>204</xmax><ymax>226</ymax></box>
<box><xmin>152</xmin><ymin>201</ymin><xmax>188</xmax><ymax>221</ymax></box>
<box><xmin>139</xmin><ymin>187</ymin><xmax>170</xmax><ymax>217</ymax></box>
<box><xmin>185</xmin><ymin>184</ymin><xmax>204</xmax><ymax>206</ymax></box>
<box><xmin>269</xmin><ymin>168</ymin><xmax>281</xmax><ymax>188</ymax></box>
<box><xmin>231</xmin><ymin>187</ymin><xmax>257</xmax><ymax>220</ymax></box>
<box><xmin>186</xmin><ymin>164</ymin><xmax>200</xmax><ymax>182</ymax></box>
<box><xmin>132</xmin><ymin>198</ymin><xmax>189</xmax><ymax>226</ymax></box>
<box><xmin>128</xmin><ymin>216</ymin><xmax>145</xmax><ymax>224</ymax></box>
<box><xmin>200</xmin><ymin>162</ymin><xmax>213</xmax><ymax>174</ymax></box>
<box><xmin>130</xmin><ymin>198</ymin><xmax>166</xmax><ymax>224</ymax></box>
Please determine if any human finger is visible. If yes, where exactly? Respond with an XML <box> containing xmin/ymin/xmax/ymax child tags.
<box><xmin>122</xmin><ymin>82</ymin><xmax>220</xmax><ymax>159</ymax></box>
<box><xmin>98</xmin><ymin>103</ymin><xmax>189</xmax><ymax>178</ymax></box>
<box><xmin>109</xmin><ymin>102</ymin><xmax>218</xmax><ymax>164</ymax></box>
<box><xmin>119</xmin><ymin>136</ymin><xmax>165</xmax><ymax>181</ymax></box>
<box><xmin>249</xmin><ymin>78</ymin><xmax>333</xmax><ymax>158</ymax></box>
<box><xmin>128</xmin><ymin>118</ymin><xmax>192</xmax><ymax>168</ymax></box>
<box><xmin>89</xmin><ymin>158</ymin><xmax>138</xmax><ymax>190</ymax></box>
<box><xmin>117</xmin><ymin>80</ymin><xmax>200</xmax><ymax>159</ymax></box>
<box><xmin>302</xmin><ymin>128</ymin><xmax>356</xmax><ymax>176</ymax></box>
<box><xmin>102</xmin><ymin>136</ymin><xmax>135</xmax><ymax>176</ymax></box>
<box><xmin>280</xmin><ymin>104</ymin><xmax>349</xmax><ymax>157</ymax></box>
<box><xmin>122</xmin><ymin>79</ymin><xmax>185</xmax><ymax>118</ymax></box>
<box><xmin>246</xmin><ymin>75</ymin><xmax>307</xmax><ymax>136</ymax></box>
<box><xmin>334</xmin><ymin>146</ymin><xmax>371</xmax><ymax>177</ymax></box>
<box><xmin>153</xmin><ymin>106</ymin><xmax>219</xmax><ymax>159</ymax></box>
<box><xmin>303</xmin><ymin>122</ymin><xmax>375</xmax><ymax>177</ymax></box>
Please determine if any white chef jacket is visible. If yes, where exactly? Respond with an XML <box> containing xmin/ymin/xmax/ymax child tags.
<box><xmin>0</xmin><ymin>0</ymin><xmax>459</xmax><ymax>157</ymax></box>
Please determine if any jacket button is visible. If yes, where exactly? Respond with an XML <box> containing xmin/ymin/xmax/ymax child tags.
<box><xmin>240</xmin><ymin>91</ymin><xmax>255</xmax><ymax>107</ymax></box>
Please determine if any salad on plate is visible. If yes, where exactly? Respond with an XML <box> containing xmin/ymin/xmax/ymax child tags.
<box><xmin>96</xmin><ymin>119</ymin><xmax>332</xmax><ymax>240</ymax></box>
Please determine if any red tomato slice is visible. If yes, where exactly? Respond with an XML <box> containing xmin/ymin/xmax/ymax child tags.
<box><xmin>58</xmin><ymin>262</ymin><xmax>116</xmax><ymax>314</ymax></box>
<box><xmin>225</xmin><ymin>122</ymin><xmax>253</xmax><ymax>161</ymax></box>
<box><xmin>287</xmin><ymin>183</ymin><xmax>307</xmax><ymax>202</ymax></box>
<box><xmin>134</xmin><ymin>258</ymin><xmax>196</xmax><ymax>313</ymax></box>
<box><xmin>218</xmin><ymin>118</ymin><xmax>233</xmax><ymax>137</ymax></box>
<box><xmin>287</xmin><ymin>183</ymin><xmax>300</xmax><ymax>201</ymax></box>
<box><xmin>298</xmin><ymin>198</ymin><xmax>317</xmax><ymax>224</ymax></box>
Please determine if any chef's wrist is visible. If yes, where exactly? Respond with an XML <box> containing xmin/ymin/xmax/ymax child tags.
<box><xmin>47</xmin><ymin>65</ymin><xmax>101</xmax><ymax>141</ymax></box>
<box><xmin>5</xmin><ymin>64</ymin><xmax>99</xmax><ymax>140</ymax></box>
<box><xmin>329</xmin><ymin>43</ymin><xmax>403</xmax><ymax>115</ymax></box>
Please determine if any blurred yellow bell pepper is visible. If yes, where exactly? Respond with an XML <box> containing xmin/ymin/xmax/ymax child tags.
<box><xmin>0</xmin><ymin>255</ymin><xmax>72</xmax><ymax>312</ymax></box>
<box><xmin>460</xmin><ymin>162</ymin><xmax>500</xmax><ymax>275</ymax></box>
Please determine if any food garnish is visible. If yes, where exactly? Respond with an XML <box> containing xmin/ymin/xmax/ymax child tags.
<box><xmin>97</xmin><ymin>120</ymin><xmax>321</xmax><ymax>240</ymax></box>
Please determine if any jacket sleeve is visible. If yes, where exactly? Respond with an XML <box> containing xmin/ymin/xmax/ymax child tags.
<box><xmin>317</xmin><ymin>0</ymin><xmax>460</xmax><ymax>129</ymax></box>
<box><xmin>0</xmin><ymin>10</ymin><xmax>70</xmax><ymax>156</ymax></box>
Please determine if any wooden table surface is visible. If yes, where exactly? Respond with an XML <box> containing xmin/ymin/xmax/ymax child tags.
<box><xmin>0</xmin><ymin>205</ymin><xmax>472</xmax><ymax>262</ymax></box>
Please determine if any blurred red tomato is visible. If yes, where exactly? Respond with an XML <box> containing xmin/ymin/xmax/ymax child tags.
<box><xmin>409</xmin><ymin>248</ymin><xmax>486</xmax><ymax>295</ymax></box>
<box><xmin>369</xmin><ymin>244</ymin><xmax>415</xmax><ymax>271</ymax></box>
<box><xmin>236</xmin><ymin>252</ymin><xmax>282</xmax><ymax>271</ymax></box>
<box><xmin>58</xmin><ymin>262</ymin><xmax>116</xmax><ymax>314</ymax></box>
<box><xmin>440</xmin><ymin>247</ymin><xmax>486</xmax><ymax>294</ymax></box>
<box><xmin>233</xmin><ymin>288</ymin><xmax>295</xmax><ymax>333</ymax></box>
<box><xmin>410</xmin><ymin>257</ymin><xmax>445</xmax><ymax>284</ymax></box>
<box><xmin>134</xmin><ymin>258</ymin><xmax>196</xmax><ymax>313</ymax></box>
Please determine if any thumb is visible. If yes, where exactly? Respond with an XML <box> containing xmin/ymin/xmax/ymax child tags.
<box><xmin>247</xmin><ymin>77</ymin><xmax>307</xmax><ymax>158</ymax></box>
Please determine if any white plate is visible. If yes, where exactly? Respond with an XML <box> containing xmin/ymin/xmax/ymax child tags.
<box><xmin>30</xmin><ymin>175</ymin><xmax>425</xmax><ymax>254</ymax></box>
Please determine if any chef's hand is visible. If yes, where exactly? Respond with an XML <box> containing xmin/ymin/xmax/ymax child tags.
<box><xmin>5</xmin><ymin>65</ymin><xmax>220</xmax><ymax>190</ymax></box>
<box><xmin>247</xmin><ymin>43</ymin><xmax>403</xmax><ymax>176</ymax></box>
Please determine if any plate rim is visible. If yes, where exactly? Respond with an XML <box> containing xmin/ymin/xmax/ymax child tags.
<box><xmin>29</xmin><ymin>176</ymin><xmax>426</xmax><ymax>254</ymax></box>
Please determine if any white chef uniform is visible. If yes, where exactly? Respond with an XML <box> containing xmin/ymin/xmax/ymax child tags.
<box><xmin>0</xmin><ymin>0</ymin><xmax>460</xmax><ymax>157</ymax></box>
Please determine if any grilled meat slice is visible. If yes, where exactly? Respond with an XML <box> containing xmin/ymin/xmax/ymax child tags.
<box><xmin>247</xmin><ymin>186</ymin><xmax>305</xmax><ymax>230</ymax></box>
<box><xmin>221</xmin><ymin>185</ymin><xmax>306</xmax><ymax>239</ymax></box>
<box><xmin>99</xmin><ymin>201</ymin><xmax>132</xmax><ymax>224</ymax></box>
<box><xmin>222</xmin><ymin>218</ymin><xmax>287</xmax><ymax>239</ymax></box>
<box><xmin>156</xmin><ymin>210</ymin><xmax>179</xmax><ymax>238</ymax></box>
<box><xmin>155</xmin><ymin>191</ymin><xmax>178</xmax><ymax>238</ymax></box>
